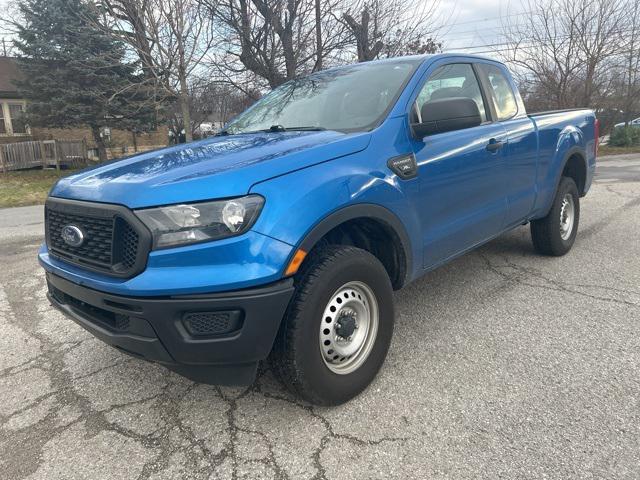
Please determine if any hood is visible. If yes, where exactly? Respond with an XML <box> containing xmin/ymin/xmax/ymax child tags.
<box><xmin>51</xmin><ymin>130</ymin><xmax>371</xmax><ymax>208</ymax></box>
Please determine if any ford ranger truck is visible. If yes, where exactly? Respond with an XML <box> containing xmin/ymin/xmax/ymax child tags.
<box><xmin>40</xmin><ymin>54</ymin><xmax>598</xmax><ymax>406</ymax></box>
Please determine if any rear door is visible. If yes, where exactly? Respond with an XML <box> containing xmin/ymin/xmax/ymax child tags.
<box><xmin>408</xmin><ymin>62</ymin><xmax>509</xmax><ymax>269</ymax></box>
<box><xmin>476</xmin><ymin>62</ymin><xmax>538</xmax><ymax>226</ymax></box>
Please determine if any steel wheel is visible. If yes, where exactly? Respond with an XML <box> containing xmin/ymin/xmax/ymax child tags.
<box><xmin>271</xmin><ymin>245</ymin><xmax>395</xmax><ymax>405</ymax></box>
<box><xmin>559</xmin><ymin>193</ymin><xmax>575</xmax><ymax>240</ymax></box>
<box><xmin>319</xmin><ymin>281</ymin><xmax>379</xmax><ymax>375</ymax></box>
<box><xmin>531</xmin><ymin>177</ymin><xmax>580</xmax><ymax>256</ymax></box>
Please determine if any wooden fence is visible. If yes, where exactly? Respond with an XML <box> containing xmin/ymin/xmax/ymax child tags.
<box><xmin>0</xmin><ymin>139</ymin><xmax>89</xmax><ymax>172</ymax></box>
<box><xmin>105</xmin><ymin>144</ymin><xmax>165</xmax><ymax>160</ymax></box>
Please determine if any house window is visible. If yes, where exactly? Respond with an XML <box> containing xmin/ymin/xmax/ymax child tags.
<box><xmin>8</xmin><ymin>104</ymin><xmax>27</xmax><ymax>134</ymax></box>
<box><xmin>101</xmin><ymin>127</ymin><xmax>111</xmax><ymax>143</ymax></box>
<box><xmin>0</xmin><ymin>105</ymin><xmax>6</xmax><ymax>134</ymax></box>
<box><xmin>0</xmin><ymin>102</ymin><xmax>29</xmax><ymax>136</ymax></box>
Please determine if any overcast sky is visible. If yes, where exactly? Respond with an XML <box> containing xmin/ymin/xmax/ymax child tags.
<box><xmin>438</xmin><ymin>0</ymin><xmax>527</xmax><ymax>53</ymax></box>
<box><xmin>0</xmin><ymin>0</ymin><xmax>528</xmax><ymax>58</ymax></box>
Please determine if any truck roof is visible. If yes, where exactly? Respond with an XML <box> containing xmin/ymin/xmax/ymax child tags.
<box><xmin>432</xmin><ymin>52</ymin><xmax>504</xmax><ymax>64</ymax></box>
<box><xmin>317</xmin><ymin>52</ymin><xmax>504</xmax><ymax>76</ymax></box>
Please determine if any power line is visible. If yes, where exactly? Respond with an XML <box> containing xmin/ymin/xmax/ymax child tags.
<box><xmin>439</xmin><ymin>10</ymin><xmax>535</xmax><ymax>29</ymax></box>
<box><xmin>437</xmin><ymin>13</ymin><xmax>533</xmax><ymax>41</ymax></box>
<box><xmin>447</xmin><ymin>43</ymin><xmax>639</xmax><ymax>56</ymax></box>
<box><xmin>445</xmin><ymin>27</ymin><xmax>640</xmax><ymax>53</ymax></box>
<box><xmin>434</xmin><ymin>16</ymin><xmax>638</xmax><ymax>45</ymax></box>
<box><xmin>440</xmin><ymin>21</ymin><xmax>580</xmax><ymax>41</ymax></box>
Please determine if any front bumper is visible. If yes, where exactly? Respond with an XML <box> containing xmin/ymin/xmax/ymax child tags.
<box><xmin>46</xmin><ymin>272</ymin><xmax>294</xmax><ymax>385</ymax></box>
<box><xmin>38</xmin><ymin>227</ymin><xmax>295</xmax><ymax>296</ymax></box>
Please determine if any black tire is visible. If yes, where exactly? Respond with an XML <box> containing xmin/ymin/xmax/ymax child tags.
<box><xmin>270</xmin><ymin>245</ymin><xmax>394</xmax><ymax>406</ymax></box>
<box><xmin>530</xmin><ymin>176</ymin><xmax>580</xmax><ymax>256</ymax></box>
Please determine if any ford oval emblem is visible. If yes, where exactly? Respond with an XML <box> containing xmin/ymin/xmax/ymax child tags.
<box><xmin>61</xmin><ymin>225</ymin><xmax>85</xmax><ymax>247</ymax></box>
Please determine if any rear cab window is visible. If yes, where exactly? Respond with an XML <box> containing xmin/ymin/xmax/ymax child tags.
<box><xmin>477</xmin><ymin>64</ymin><xmax>518</xmax><ymax>121</ymax></box>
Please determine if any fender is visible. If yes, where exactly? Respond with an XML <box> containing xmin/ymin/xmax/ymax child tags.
<box><xmin>534</xmin><ymin>137</ymin><xmax>588</xmax><ymax>218</ymax></box>
<box><xmin>544</xmin><ymin>145</ymin><xmax>587</xmax><ymax>210</ymax></box>
<box><xmin>295</xmin><ymin>203</ymin><xmax>414</xmax><ymax>288</ymax></box>
<box><xmin>249</xmin><ymin>117</ymin><xmax>422</xmax><ymax>288</ymax></box>
<box><xmin>559</xmin><ymin>146</ymin><xmax>587</xmax><ymax>192</ymax></box>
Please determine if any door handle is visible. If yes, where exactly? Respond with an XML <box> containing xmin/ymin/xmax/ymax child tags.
<box><xmin>486</xmin><ymin>139</ymin><xmax>504</xmax><ymax>152</ymax></box>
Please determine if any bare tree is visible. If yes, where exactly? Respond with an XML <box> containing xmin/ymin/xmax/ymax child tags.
<box><xmin>340</xmin><ymin>0</ymin><xmax>442</xmax><ymax>62</ymax></box>
<box><xmin>1</xmin><ymin>38</ymin><xmax>16</xmax><ymax>56</ymax></box>
<box><xmin>572</xmin><ymin>0</ymin><xmax>627</xmax><ymax>106</ymax></box>
<box><xmin>500</xmin><ymin>0</ymin><xmax>629</xmax><ymax>112</ymax></box>
<box><xmin>94</xmin><ymin>0</ymin><xmax>216</xmax><ymax>141</ymax></box>
<box><xmin>501</xmin><ymin>0</ymin><xmax>584</xmax><ymax>109</ymax></box>
<box><xmin>166</xmin><ymin>78</ymin><xmax>256</xmax><ymax>140</ymax></box>
<box><xmin>203</xmin><ymin>0</ymin><xmax>347</xmax><ymax>89</ymax></box>
<box><xmin>619</xmin><ymin>0</ymin><xmax>640</xmax><ymax>124</ymax></box>
<box><xmin>1</xmin><ymin>1</ymin><xmax>22</xmax><ymax>56</ymax></box>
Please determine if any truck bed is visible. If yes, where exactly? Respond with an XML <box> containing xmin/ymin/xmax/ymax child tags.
<box><xmin>528</xmin><ymin>108</ymin><xmax>591</xmax><ymax>118</ymax></box>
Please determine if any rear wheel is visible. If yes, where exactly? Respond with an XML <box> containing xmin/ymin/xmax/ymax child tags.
<box><xmin>270</xmin><ymin>245</ymin><xmax>394</xmax><ymax>406</ymax></box>
<box><xmin>531</xmin><ymin>176</ymin><xmax>580</xmax><ymax>256</ymax></box>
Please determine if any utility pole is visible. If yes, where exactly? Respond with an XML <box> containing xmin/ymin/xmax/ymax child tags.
<box><xmin>2</xmin><ymin>38</ymin><xmax>6</xmax><ymax>57</ymax></box>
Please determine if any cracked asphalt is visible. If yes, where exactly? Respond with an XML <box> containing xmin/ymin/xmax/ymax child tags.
<box><xmin>1</xmin><ymin>154</ymin><xmax>639</xmax><ymax>479</ymax></box>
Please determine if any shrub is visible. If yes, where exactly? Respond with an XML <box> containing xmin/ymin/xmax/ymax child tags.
<box><xmin>609</xmin><ymin>125</ymin><xmax>640</xmax><ymax>147</ymax></box>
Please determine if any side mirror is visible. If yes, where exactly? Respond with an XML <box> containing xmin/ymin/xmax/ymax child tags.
<box><xmin>411</xmin><ymin>97</ymin><xmax>482</xmax><ymax>138</ymax></box>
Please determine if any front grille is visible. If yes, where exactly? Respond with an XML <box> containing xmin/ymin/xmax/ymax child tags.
<box><xmin>114</xmin><ymin>218</ymin><xmax>139</xmax><ymax>270</ymax></box>
<box><xmin>182</xmin><ymin>311</ymin><xmax>243</xmax><ymax>337</ymax></box>
<box><xmin>48</xmin><ymin>209</ymin><xmax>114</xmax><ymax>267</ymax></box>
<box><xmin>45</xmin><ymin>198</ymin><xmax>150</xmax><ymax>278</ymax></box>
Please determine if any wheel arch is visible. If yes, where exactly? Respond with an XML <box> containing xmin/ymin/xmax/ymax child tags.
<box><xmin>560</xmin><ymin>147</ymin><xmax>588</xmax><ymax>197</ymax></box>
<box><xmin>296</xmin><ymin>204</ymin><xmax>413</xmax><ymax>290</ymax></box>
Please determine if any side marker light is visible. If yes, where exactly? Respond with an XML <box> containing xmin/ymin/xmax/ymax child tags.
<box><xmin>285</xmin><ymin>249</ymin><xmax>307</xmax><ymax>277</ymax></box>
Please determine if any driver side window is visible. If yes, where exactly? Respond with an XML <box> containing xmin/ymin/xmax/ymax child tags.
<box><xmin>414</xmin><ymin>63</ymin><xmax>487</xmax><ymax>123</ymax></box>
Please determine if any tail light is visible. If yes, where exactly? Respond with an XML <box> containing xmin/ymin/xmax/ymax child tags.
<box><xmin>594</xmin><ymin>118</ymin><xmax>600</xmax><ymax>157</ymax></box>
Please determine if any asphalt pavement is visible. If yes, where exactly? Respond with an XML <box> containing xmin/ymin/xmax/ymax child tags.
<box><xmin>0</xmin><ymin>204</ymin><xmax>44</xmax><ymax>241</ymax></box>
<box><xmin>0</xmin><ymin>154</ymin><xmax>639</xmax><ymax>479</ymax></box>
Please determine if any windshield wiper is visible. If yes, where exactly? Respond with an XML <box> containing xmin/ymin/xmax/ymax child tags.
<box><xmin>264</xmin><ymin>125</ymin><xmax>326</xmax><ymax>132</ymax></box>
<box><xmin>282</xmin><ymin>126</ymin><xmax>327</xmax><ymax>131</ymax></box>
<box><xmin>248</xmin><ymin>125</ymin><xmax>327</xmax><ymax>133</ymax></box>
<box><xmin>220</xmin><ymin>125</ymin><xmax>328</xmax><ymax>136</ymax></box>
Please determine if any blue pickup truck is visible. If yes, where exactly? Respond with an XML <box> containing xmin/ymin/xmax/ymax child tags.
<box><xmin>40</xmin><ymin>54</ymin><xmax>598</xmax><ymax>405</ymax></box>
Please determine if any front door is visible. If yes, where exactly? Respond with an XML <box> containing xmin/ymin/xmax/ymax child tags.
<box><xmin>408</xmin><ymin>62</ymin><xmax>509</xmax><ymax>269</ymax></box>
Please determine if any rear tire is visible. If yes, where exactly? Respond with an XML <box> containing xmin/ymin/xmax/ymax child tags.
<box><xmin>531</xmin><ymin>176</ymin><xmax>580</xmax><ymax>256</ymax></box>
<box><xmin>270</xmin><ymin>245</ymin><xmax>394</xmax><ymax>406</ymax></box>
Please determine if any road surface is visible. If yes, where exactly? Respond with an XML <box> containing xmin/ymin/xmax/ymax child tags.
<box><xmin>0</xmin><ymin>154</ymin><xmax>639</xmax><ymax>479</ymax></box>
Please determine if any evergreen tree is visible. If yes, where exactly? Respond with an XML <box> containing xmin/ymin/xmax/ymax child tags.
<box><xmin>13</xmin><ymin>0</ymin><xmax>156</xmax><ymax>161</ymax></box>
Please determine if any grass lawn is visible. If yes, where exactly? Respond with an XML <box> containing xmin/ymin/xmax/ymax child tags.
<box><xmin>0</xmin><ymin>168</ymin><xmax>78</xmax><ymax>208</ymax></box>
<box><xmin>599</xmin><ymin>145</ymin><xmax>640</xmax><ymax>156</ymax></box>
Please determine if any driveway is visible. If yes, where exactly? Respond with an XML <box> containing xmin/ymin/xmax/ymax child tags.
<box><xmin>0</xmin><ymin>204</ymin><xmax>44</xmax><ymax>241</ymax></box>
<box><xmin>1</xmin><ymin>154</ymin><xmax>639</xmax><ymax>479</ymax></box>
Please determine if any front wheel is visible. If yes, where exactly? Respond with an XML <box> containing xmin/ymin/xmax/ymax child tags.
<box><xmin>270</xmin><ymin>245</ymin><xmax>394</xmax><ymax>406</ymax></box>
<box><xmin>530</xmin><ymin>176</ymin><xmax>580</xmax><ymax>256</ymax></box>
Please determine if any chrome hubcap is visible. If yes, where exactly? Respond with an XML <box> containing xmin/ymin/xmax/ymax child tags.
<box><xmin>559</xmin><ymin>194</ymin><xmax>575</xmax><ymax>240</ymax></box>
<box><xmin>319</xmin><ymin>281</ymin><xmax>379</xmax><ymax>375</ymax></box>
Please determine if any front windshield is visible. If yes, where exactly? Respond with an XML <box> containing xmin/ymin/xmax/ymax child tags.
<box><xmin>225</xmin><ymin>59</ymin><xmax>423</xmax><ymax>134</ymax></box>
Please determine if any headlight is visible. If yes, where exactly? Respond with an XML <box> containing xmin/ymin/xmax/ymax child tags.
<box><xmin>135</xmin><ymin>195</ymin><xmax>264</xmax><ymax>249</ymax></box>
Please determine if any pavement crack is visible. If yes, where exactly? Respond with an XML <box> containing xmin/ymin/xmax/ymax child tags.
<box><xmin>70</xmin><ymin>357</ymin><xmax>133</xmax><ymax>382</ymax></box>
<box><xmin>479</xmin><ymin>253</ymin><xmax>640</xmax><ymax>309</ymax></box>
<box><xmin>3</xmin><ymin>179</ymin><xmax>640</xmax><ymax>479</ymax></box>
